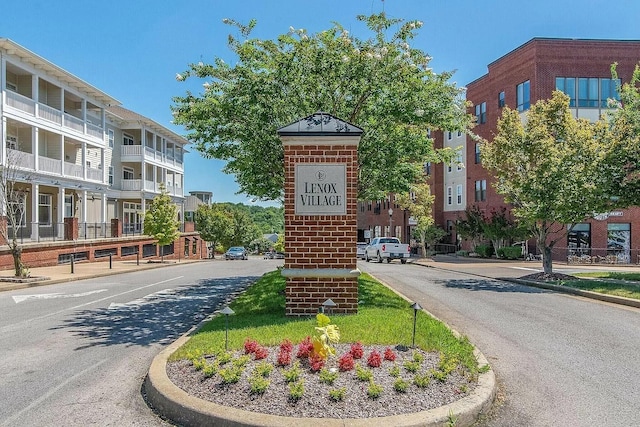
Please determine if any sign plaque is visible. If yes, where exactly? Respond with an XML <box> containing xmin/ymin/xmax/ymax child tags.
<box><xmin>295</xmin><ymin>164</ymin><xmax>346</xmax><ymax>215</ymax></box>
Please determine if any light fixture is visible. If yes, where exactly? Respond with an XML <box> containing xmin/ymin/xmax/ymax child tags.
<box><xmin>410</xmin><ymin>302</ymin><xmax>422</xmax><ymax>348</ymax></box>
<box><xmin>219</xmin><ymin>306</ymin><xmax>235</xmax><ymax>350</ymax></box>
<box><xmin>321</xmin><ymin>298</ymin><xmax>337</xmax><ymax>314</ymax></box>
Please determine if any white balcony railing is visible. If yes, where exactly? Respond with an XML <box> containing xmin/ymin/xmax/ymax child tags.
<box><xmin>86</xmin><ymin>122</ymin><xmax>103</xmax><ymax>139</ymax></box>
<box><xmin>63</xmin><ymin>113</ymin><xmax>84</xmax><ymax>132</ymax></box>
<box><xmin>38</xmin><ymin>155</ymin><xmax>62</xmax><ymax>174</ymax></box>
<box><xmin>5</xmin><ymin>90</ymin><xmax>35</xmax><ymax>115</ymax></box>
<box><xmin>86</xmin><ymin>167</ymin><xmax>103</xmax><ymax>182</ymax></box>
<box><xmin>39</xmin><ymin>103</ymin><xmax>63</xmax><ymax>124</ymax></box>
<box><xmin>121</xmin><ymin>145</ymin><xmax>143</xmax><ymax>157</ymax></box>
<box><xmin>7</xmin><ymin>148</ymin><xmax>35</xmax><ymax>169</ymax></box>
<box><xmin>122</xmin><ymin>179</ymin><xmax>142</xmax><ymax>191</ymax></box>
<box><xmin>64</xmin><ymin>162</ymin><xmax>83</xmax><ymax>178</ymax></box>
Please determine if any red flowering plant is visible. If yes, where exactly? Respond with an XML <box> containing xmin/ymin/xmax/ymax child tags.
<box><xmin>309</xmin><ymin>353</ymin><xmax>326</xmax><ymax>372</ymax></box>
<box><xmin>383</xmin><ymin>347</ymin><xmax>397</xmax><ymax>362</ymax></box>
<box><xmin>280</xmin><ymin>339</ymin><xmax>294</xmax><ymax>353</ymax></box>
<box><xmin>253</xmin><ymin>345</ymin><xmax>269</xmax><ymax>360</ymax></box>
<box><xmin>338</xmin><ymin>352</ymin><xmax>355</xmax><ymax>371</ymax></box>
<box><xmin>350</xmin><ymin>342</ymin><xmax>364</xmax><ymax>359</ymax></box>
<box><xmin>367</xmin><ymin>350</ymin><xmax>382</xmax><ymax>368</ymax></box>
<box><xmin>244</xmin><ymin>338</ymin><xmax>259</xmax><ymax>354</ymax></box>
<box><xmin>277</xmin><ymin>339</ymin><xmax>293</xmax><ymax>366</ymax></box>
<box><xmin>296</xmin><ymin>336</ymin><xmax>313</xmax><ymax>359</ymax></box>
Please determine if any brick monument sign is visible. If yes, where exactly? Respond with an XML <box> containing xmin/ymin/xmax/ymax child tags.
<box><xmin>278</xmin><ymin>112</ymin><xmax>362</xmax><ymax>316</ymax></box>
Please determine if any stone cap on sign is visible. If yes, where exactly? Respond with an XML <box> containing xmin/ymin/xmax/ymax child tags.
<box><xmin>277</xmin><ymin>112</ymin><xmax>363</xmax><ymax>136</ymax></box>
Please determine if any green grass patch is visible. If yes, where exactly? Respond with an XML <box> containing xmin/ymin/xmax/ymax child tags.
<box><xmin>169</xmin><ymin>271</ymin><xmax>478</xmax><ymax>373</ymax></box>
<box><xmin>558</xmin><ymin>278</ymin><xmax>640</xmax><ymax>300</ymax></box>
<box><xmin>574</xmin><ymin>272</ymin><xmax>640</xmax><ymax>282</ymax></box>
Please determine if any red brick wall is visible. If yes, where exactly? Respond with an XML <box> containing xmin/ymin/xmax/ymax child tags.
<box><xmin>283</xmin><ymin>143</ymin><xmax>359</xmax><ymax>316</ymax></box>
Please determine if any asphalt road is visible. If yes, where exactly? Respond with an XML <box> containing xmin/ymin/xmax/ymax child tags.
<box><xmin>0</xmin><ymin>258</ymin><xmax>278</xmax><ymax>426</ymax></box>
<box><xmin>359</xmin><ymin>260</ymin><xmax>640</xmax><ymax>426</ymax></box>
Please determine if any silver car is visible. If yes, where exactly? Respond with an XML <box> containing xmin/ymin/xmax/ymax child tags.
<box><xmin>224</xmin><ymin>246</ymin><xmax>248</xmax><ymax>260</ymax></box>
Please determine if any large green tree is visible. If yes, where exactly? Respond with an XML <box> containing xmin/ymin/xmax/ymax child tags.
<box><xmin>396</xmin><ymin>182</ymin><xmax>437</xmax><ymax>257</ymax></box>
<box><xmin>194</xmin><ymin>204</ymin><xmax>233</xmax><ymax>258</ymax></box>
<box><xmin>604</xmin><ymin>64</ymin><xmax>640</xmax><ymax>206</ymax></box>
<box><xmin>480</xmin><ymin>91</ymin><xmax>612</xmax><ymax>274</ymax></box>
<box><xmin>143</xmin><ymin>185</ymin><xmax>181</xmax><ymax>262</ymax></box>
<box><xmin>172</xmin><ymin>13</ymin><xmax>471</xmax><ymax>202</ymax></box>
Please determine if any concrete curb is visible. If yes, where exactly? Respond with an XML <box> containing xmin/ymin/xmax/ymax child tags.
<box><xmin>144</xmin><ymin>296</ymin><xmax>496</xmax><ymax>427</ymax></box>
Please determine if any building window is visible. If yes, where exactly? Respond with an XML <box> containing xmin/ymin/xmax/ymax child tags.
<box><xmin>498</xmin><ymin>91</ymin><xmax>505</xmax><ymax>108</ymax></box>
<box><xmin>447</xmin><ymin>163</ymin><xmax>452</xmax><ymax>173</ymax></box>
<box><xmin>424</xmin><ymin>162</ymin><xmax>431</xmax><ymax>175</ymax></box>
<box><xmin>475</xmin><ymin>143</ymin><xmax>481</xmax><ymax>164</ymax></box>
<box><xmin>607</xmin><ymin>223</ymin><xmax>631</xmax><ymax>263</ymax></box>
<box><xmin>447</xmin><ymin>187</ymin><xmax>453</xmax><ymax>205</ymax></box>
<box><xmin>6</xmin><ymin>135</ymin><xmax>18</xmax><ymax>150</ymax></box>
<box><xmin>475</xmin><ymin>180</ymin><xmax>486</xmax><ymax>202</ymax></box>
<box><xmin>123</xmin><ymin>134</ymin><xmax>134</xmax><ymax>145</ymax></box>
<box><xmin>456</xmin><ymin>185</ymin><xmax>463</xmax><ymax>204</ymax></box>
<box><xmin>123</xmin><ymin>167</ymin><xmax>134</xmax><ymax>180</ymax></box>
<box><xmin>517</xmin><ymin>80</ymin><xmax>530</xmax><ymax>112</ymax></box>
<box><xmin>39</xmin><ymin>194</ymin><xmax>52</xmax><ymax>225</ymax></box>
<box><xmin>475</xmin><ymin>102</ymin><xmax>487</xmax><ymax>124</ymax></box>
<box><xmin>556</xmin><ymin>77</ymin><xmax>577</xmax><ymax>107</ymax></box>
<box><xmin>600</xmin><ymin>78</ymin><xmax>620</xmax><ymax>107</ymax></box>
<box><xmin>568</xmin><ymin>223</ymin><xmax>591</xmax><ymax>255</ymax></box>
<box><xmin>578</xmin><ymin>78</ymin><xmax>599</xmax><ymax>108</ymax></box>
<box><xmin>447</xmin><ymin>131</ymin><xmax>452</xmax><ymax>140</ymax></box>
<box><xmin>557</xmin><ymin>77</ymin><xmax>620</xmax><ymax>108</ymax></box>
<box><xmin>8</xmin><ymin>193</ymin><xmax>26</xmax><ymax>228</ymax></box>
<box><xmin>108</xmin><ymin>129</ymin><xmax>114</xmax><ymax>148</ymax></box>
<box><xmin>108</xmin><ymin>166</ymin><xmax>114</xmax><ymax>185</ymax></box>
<box><xmin>456</xmin><ymin>152</ymin><xmax>463</xmax><ymax>171</ymax></box>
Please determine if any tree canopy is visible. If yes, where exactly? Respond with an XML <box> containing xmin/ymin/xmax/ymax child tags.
<box><xmin>143</xmin><ymin>185</ymin><xmax>181</xmax><ymax>261</ymax></box>
<box><xmin>480</xmin><ymin>91</ymin><xmax>613</xmax><ymax>273</ymax></box>
<box><xmin>172</xmin><ymin>13</ymin><xmax>471</xmax><ymax>202</ymax></box>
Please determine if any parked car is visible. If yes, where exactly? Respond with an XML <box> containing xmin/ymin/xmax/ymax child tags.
<box><xmin>224</xmin><ymin>246</ymin><xmax>248</xmax><ymax>260</ymax></box>
<box><xmin>263</xmin><ymin>251</ymin><xmax>285</xmax><ymax>259</ymax></box>
<box><xmin>364</xmin><ymin>237</ymin><xmax>410</xmax><ymax>264</ymax></box>
<box><xmin>356</xmin><ymin>242</ymin><xmax>368</xmax><ymax>260</ymax></box>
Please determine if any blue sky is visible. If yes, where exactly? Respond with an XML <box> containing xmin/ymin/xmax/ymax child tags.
<box><xmin>3</xmin><ymin>0</ymin><xmax>639</xmax><ymax>207</ymax></box>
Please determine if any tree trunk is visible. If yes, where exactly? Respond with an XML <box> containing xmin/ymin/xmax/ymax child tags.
<box><xmin>420</xmin><ymin>230</ymin><xmax>427</xmax><ymax>258</ymax></box>
<box><xmin>542</xmin><ymin>246</ymin><xmax>553</xmax><ymax>274</ymax></box>
<box><xmin>11</xmin><ymin>245</ymin><xmax>24</xmax><ymax>277</ymax></box>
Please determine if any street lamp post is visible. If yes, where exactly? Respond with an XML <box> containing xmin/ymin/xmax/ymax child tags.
<box><xmin>388</xmin><ymin>208</ymin><xmax>393</xmax><ymax>237</ymax></box>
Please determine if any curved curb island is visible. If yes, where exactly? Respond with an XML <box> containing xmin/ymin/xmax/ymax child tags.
<box><xmin>145</xmin><ymin>334</ymin><xmax>496</xmax><ymax>427</ymax></box>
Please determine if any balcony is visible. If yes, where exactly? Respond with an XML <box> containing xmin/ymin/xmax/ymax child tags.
<box><xmin>121</xmin><ymin>179</ymin><xmax>183</xmax><ymax>196</ymax></box>
<box><xmin>121</xmin><ymin>145</ymin><xmax>184</xmax><ymax>168</ymax></box>
<box><xmin>4</xmin><ymin>90</ymin><xmax>104</xmax><ymax>143</ymax></box>
<box><xmin>7</xmin><ymin>148</ymin><xmax>104</xmax><ymax>183</ymax></box>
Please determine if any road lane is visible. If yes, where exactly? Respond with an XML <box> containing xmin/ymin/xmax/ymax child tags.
<box><xmin>0</xmin><ymin>259</ymin><xmax>278</xmax><ymax>426</ymax></box>
<box><xmin>359</xmin><ymin>260</ymin><xmax>640</xmax><ymax>426</ymax></box>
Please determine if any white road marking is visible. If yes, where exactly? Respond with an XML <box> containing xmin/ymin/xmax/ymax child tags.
<box><xmin>12</xmin><ymin>289</ymin><xmax>108</xmax><ymax>304</ymax></box>
<box><xmin>509</xmin><ymin>266</ymin><xmax>541</xmax><ymax>272</ymax></box>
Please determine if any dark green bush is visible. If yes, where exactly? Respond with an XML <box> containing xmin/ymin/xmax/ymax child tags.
<box><xmin>474</xmin><ymin>245</ymin><xmax>494</xmax><ymax>258</ymax></box>
<box><xmin>497</xmin><ymin>246</ymin><xmax>522</xmax><ymax>259</ymax></box>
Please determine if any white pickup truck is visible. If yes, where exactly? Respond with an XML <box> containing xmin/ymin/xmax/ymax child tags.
<box><xmin>364</xmin><ymin>237</ymin><xmax>411</xmax><ymax>264</ymax></box>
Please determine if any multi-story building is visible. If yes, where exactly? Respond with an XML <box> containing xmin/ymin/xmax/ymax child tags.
<box><xmin>442</xmin><ymin>38</ymin><xmax>640</xmax><ymax>262</ymax></box>
<box><xmin>359</xmin><ymin>38</ymin><xmax>640</xmax><ymax>263</ymax></box>
<box><xmin>0</xmin><ymin>38</ymin><xmax>198</xmax><ymax>267</ymax></box>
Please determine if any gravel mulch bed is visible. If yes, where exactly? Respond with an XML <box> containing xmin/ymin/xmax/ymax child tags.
<box><xmin>520</xmin><ymin>272</ymin><xmax>577</xmax><ymax>281</ymax></box>
<box><xmin>166</xmin><ymin>344</ymin><xmax>476</xmax><ymax>419</ymax></box>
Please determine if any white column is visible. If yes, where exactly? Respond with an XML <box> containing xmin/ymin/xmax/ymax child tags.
<box><xmin>81</xmin><ymin>99</ymin><xmax>87</xmax><ymax>134</ymax></box>
<box><xmin>59</xmin><ymin>133</ymin><xmax>64</xmax><ymax>175</ymax></box>
<box><xmin>81</xmin><ymin>189</ymin><xmax>87</xmax><ymax>223</ymax></box>
<box><xmin>101</xmin><ymin>193</ymin><xmax>107</xmax><ymax>224</ymax></box>
<box><xmin>32</xmin><ymin>75</ymin><xmax>38</xmax><ymax>117</ymax></box>
<box><xmin>30</xmin><ymin>183</ymin><xmax>39</xmax><ymax>240</ymax></box>
<box><xmin>81</xmin><ymin>142</ymin><xmax>87</xmax><ymax>180</ymax></box>
<box><xmin>100</xmin><ymin>148</ymin><xmax>105</xmax><ymax>183</ymax></box>
<box><xmin>57</xmin><ymin>186</ymin><xmax>64</xmax><ymax>239</ymax></box>
<box><xmin>33</xmin><ymin>127</ymin><xmax>39</xmax><ymax>171</ymax></box>
<box><xmin>1</xmin><ymin>117</ymin><xmax>7</xmax><ymax>167</ymax></box>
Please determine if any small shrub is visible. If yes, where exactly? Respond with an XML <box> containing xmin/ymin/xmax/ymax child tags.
<box><xmin>414</xmin><ymin>372</ymin><xmax>431</xmax><ymax>388</ymax></box>
<box><xmin>280</xmin><ymin>339</ymin><xmax>294</xmax><ymax>353</ymax></box>
<box><xmin>338</xmin><ymin>352</ymin><xmax>355</xmax><ymax>371</ymax></box>
<box><xmin>192</xmin><ymin>357</ymin><xmax>206</xmax><ymax>371</ymax></box>
<box><xmin>438</xmin><ymin>353</ymin><xmax>459</xmax><ymax>375</ymax></box>
<box><xmin>217</xmin><ymin>351</ymin><xmax>232</xmax><ymax>365</ymax></box>
<box><xmin>431</xmin><ymin>368</ymin><xmax>448</xmax><ymax>382</ymax></box>
<box><xmin>254</xmin><ymin>361</ymin><xmax>273</xmax><ymax>377</ymax></box>
<box><xmin>277</xmin><ymin>349</ymin><xmax>292</xmax><ymax>366</ymax></box>
<box><xmin>367</xmin><ymin>350</ymin><xmax>382</xmax><ymax>368</ymax></box>
<box><xmin>296</xmin><ymin>336</ymin><xmax>313</xmax><ymax>359</ymax></box>
<box><xmin>232</xmin><ymin>354</ymin><xmax>251</xmax><ymax>368</ymax></box>
<box><xmin>244</xmin><ymin>338</ymin><xmax>259</xmax><ymax>354</ymax></box>
<box><xmin>389</xmin><ymin>365</ymin><xmax>400</xmax><ymax>377</ymax></box>
<box><xmin>219</xmin><ymin>366</ymin><xmax>243</xmax><ymax>384</ymax></box>
<box><xmin>456</xmin><ymin>250</ymin><xmax>469</xmax><ymax>257</ymax></box>
<box><xmin>367</xmin><ymin>380</ymin><xmax>384</xmax><ymax>398</ymax></box>
<box><xmin>202</xmin><ymin>362</ymin><xmax>218</xmax><ymax>378</ymax></box>
<box><xmin>248</xmin><ymin>375</ymin><xmax>270</xmax><ymax>394</ymax></box>
<box><xmin>383</xmin><ymin>347</ymin><xmax>396</xmax><ymax>362</ymax></box>
<box><xmin>288</xmin><ymin>379</ymin><xmax>305</xmax><ymax>401</ymax></box>
<box><xmin>394</xmin><ymin>378</ymin><xmax>409</xmax><ymax>392</ymax></box>
<box><xmin>319</xmin><ymin>368</ymin><xmax>339</xmax><ymax>385</ymax></box>
<box><xmin>282</xmin><ymin>361</ymin><xmax>302</xmax><ymax>383</ymax></box>
<box><xmin>412</xmin><ymin>352</ymin><xmax>425</xmax><ymax>363</ymax></box>
<box><xmin>350</xmin><ymin>342</ymin><xmax>364</xmax><ymax>359</ymax></box>
<box><xmin>254</xmin><ymin>345</ymin><xmax>269</xmax><ymax>360</ymax></box>
<box><xmin>309</xmin><ymin>353</ymin><xmax>325</xmax><ymax>372</ymax></box>
<box><xmin>355</xmin><ymin>364</ymin><xmax>373</xmax><ymax>381</ymax></box>
<box><xmin>497</xmin><ymin>246</ymin><xmax>522</xmax><ymax>259</ymax></box>
<box><xmin>403</xmin><ymin>360</ymin><xmax>420</xmax><ymax>373</ymax></box>
<box><xmin>474</xmin><ymin>244</ymin><xmax>494</xmax><ymax>258</ymax></box>
<box><xmin>329</xmin><ymin>387</ymin><xmax>346</xmax><ymax>401</ymax></box>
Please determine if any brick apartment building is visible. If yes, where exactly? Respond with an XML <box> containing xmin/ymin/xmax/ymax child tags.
<box><xmin>359</xmin><ymin>38</ymin><xmax>640</xmax><ymax>263</ymax></box>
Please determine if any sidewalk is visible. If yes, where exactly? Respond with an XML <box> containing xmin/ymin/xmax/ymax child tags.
<box><xmin>0</xmin><ymin>257</ymin><xmax>204</xmax><ymax>292</ymax></box>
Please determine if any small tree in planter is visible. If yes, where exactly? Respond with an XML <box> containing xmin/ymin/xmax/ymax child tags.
<box><xmin>144</xmin><ymin>184</ymin><xmax>180</xmax><ymax>262</ymax></box>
